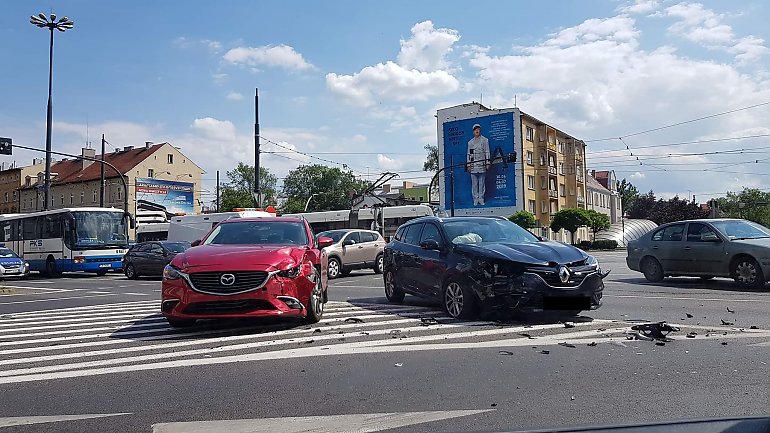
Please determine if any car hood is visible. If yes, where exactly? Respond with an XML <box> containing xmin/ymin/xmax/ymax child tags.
<box><xmin>455</xmin><ymin>240</ymin><xmax>588</xmax><ymax>266</ymax></box>
<box><xmin>173</xmin><ymin>244</ymin><xmax>305</xmax><ymax>271</ymax></box>
<box><xmin>731</xmin><ymin>237</ymin><xmax>770</xmax><ymax>248</ymax></box>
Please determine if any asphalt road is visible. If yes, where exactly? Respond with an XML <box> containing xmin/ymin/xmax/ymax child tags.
<box><xmin>0</xmin><ymin>251</ymin><xmax>768</xmax><ymax>433</ymax></box>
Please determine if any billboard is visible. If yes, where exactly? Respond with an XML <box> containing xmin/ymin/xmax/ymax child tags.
<box><xmin>135</xmin><ymin>178</ymin><xmax>194</xmax><ymax>215</ymax></box>
<box><xmin>442</xmin><ymin>112</ymin><xmax>516</xmax><ymax>213</ymax></box>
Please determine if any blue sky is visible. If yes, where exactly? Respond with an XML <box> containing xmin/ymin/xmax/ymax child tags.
<box><xmin>2</xmin><ymin>0</ymin><xmax>770</xmax><ymax>205</ymax></box>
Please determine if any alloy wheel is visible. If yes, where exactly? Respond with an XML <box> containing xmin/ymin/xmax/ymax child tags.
<box><xmin>736</xmin><ymin>261</ymin><xmax>757</xmax><ymax>284</ymax></box>
<box><xmin>385</xmin><ymin>272</ymin><xmax>394</xmax><ymax>297</ymax></box>
<box><xmin>328</xmin><ymin>259</ymin><xmax>340</xmax><ymax>279</ymax></box>
<box><xmin>444</xmin><ymin>282</ymin><xmax>464</xmax><ymax>318</ymax></box>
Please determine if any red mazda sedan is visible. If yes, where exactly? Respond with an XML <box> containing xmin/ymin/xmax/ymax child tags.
<box><xmin>161</xmin><ymin>217</ymin><xmax>334</xmax><ymax>327</ymax></box>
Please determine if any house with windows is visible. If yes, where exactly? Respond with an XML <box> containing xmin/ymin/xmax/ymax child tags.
<box><xmin>586</xmin><ymin>170</ymin><xmax>621</xmax><ymax>224</ymax></box>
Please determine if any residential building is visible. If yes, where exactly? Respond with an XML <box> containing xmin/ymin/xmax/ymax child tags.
<box><xmin>0</xmin><ymin>160</ymin><xmax>45</xmax><ymax>214</ymax></box>
<box><xmin>587</xmin><ymin>170</ymin><xmax>622</xmax><ymax>223</ymax></box>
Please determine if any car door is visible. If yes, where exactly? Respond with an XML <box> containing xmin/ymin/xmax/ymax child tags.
<box><xmin>147</xmin><ymin>243</ymin><xmax>168</xmax><ymax>275</ymax></box>
<box><xmin>132</xmin><ymin>243</ymin><xmax>151</xmax><ymax>273</ymax></box>
<box><xmin>683</xmin><ymin>222</ymin><xmax>727</xmax><ymax>275</ymax></box>
<box><xmin>398</xmin><ymin>223</ymin><xmax>425</xmax><ymax>293</ymax></box>
<box><xmin>341</xmin><ymin>231</ymin><xmax>363</xmax><ymax>267</ymax></box>
<box><xmin>412</xmin><ymin>222</ymin><xmax>447</xmax><ymax>299</ymax></box>
<box><xmin>358</xmin><ymin>231</ymin><xmax>380</xmax><ymax>266</ymax></box>
<box><xmin>649</xmin><ymin>223</ymin><xmax>686</xmax><ymax>273</ymax></box>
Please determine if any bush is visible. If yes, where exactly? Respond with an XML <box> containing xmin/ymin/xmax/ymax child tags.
<box><xmin>578</xmin><ymin>241</ymin><xmax>592</xmax><ymax>250</ymax></box>
<box><xmin>592</xmin><ymin>239</ymin><xmax>618</xmax><ymax>250</ymax></box>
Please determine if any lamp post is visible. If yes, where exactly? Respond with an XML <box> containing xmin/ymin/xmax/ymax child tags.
<box><xmin>30</xmin><ymin>13</ymin><xmax>74</xmax><ymax>211</ymax></box>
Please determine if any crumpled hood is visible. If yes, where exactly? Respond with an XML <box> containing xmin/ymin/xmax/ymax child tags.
<box><xmin>172</xmin><ymin>244</ymin><xmax>304</xmax><ymax>271</ymax></box>
<box><xmin>455</xmin><ymin>241</ymin><xmax>588</xmax><ymax>265</ymax></box>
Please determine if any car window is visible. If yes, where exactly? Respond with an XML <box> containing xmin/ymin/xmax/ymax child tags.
<box><xmin>0</xmin><ymin>247</ymin><xmax>18</xmax><ymax>258</ymax></box>
<box><xmin>651</xmin><ymin>224</ymin><xmax>685</xmax><ymax>242</ymax></box>
<box><xmin>420</xmin><ymin>223</ymin><xmax>442</xmax><ymax>246</ymax></box>
<box><xmin>136</xmin><ymin>243</ymin><xmax>152</xmax><ymax>252</ymax></box>
<box><xmin>394</xmin><ymin>226</ymin><xmax>406</xmax><ymax>242</ymax></box>
<box><xmin>318</xmin><ymin>230</ymin><xmax>347</xmax><ymax>244</ymax></box>
<box><xmin>686</xmin><ymin>223</ymin><xmax>718</xmax><ymax>242</ymax></box>
<box><xmin>403</xmin><ymin>223</ymin><xmax>423</xmax><ymax>245</ymax></box>
<box><xmin>150</xmin><ymin>244</ymin><xmax>165</xmax><ymax>254</ymax></box>
<box><xmin>711</xmin><ymin>220</ymin><xmax>770</xmax><ymax>240</ymax></box>
<box><xmin>360</xmin><ymin>231</ymin><xmax>377</xmax><ymax>243</ymax></box>
<box><xmin>162</xmin><ymin>242</ymin><xmax>190</xmax><ymax>253</ymax></box>
<box><xmin>345</xmin><ymin>232</ymin><xmax>361</xmax><ymax>244</ymax></box>
<box><xmin>443</xmin><ymin>218</ymin><xmax>539</xmax><ymax>244</ymax></box>
<box><xmin>203</xmin><ymin>221</ymin><xmax>308</xmax><ymax>245</ymax></box>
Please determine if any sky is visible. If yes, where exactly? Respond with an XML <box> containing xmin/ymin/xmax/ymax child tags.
<box><xmin>2</xmin><ymin>0</ymin><xmax>770</xmax><ymax>206</ymax></box>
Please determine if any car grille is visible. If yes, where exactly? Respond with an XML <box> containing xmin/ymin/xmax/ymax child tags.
<box><xmin>183</xmin><ymin>299</ymin><xmax>275</xmax><ymax>314</ymax></box>
<box><xmin>2</xmin><ymin>264</ymin><xmax>21</xmax><ymax>269</ymax></box>
<box><xmin>188</xmin><ymin>271</ymin><xmax>269</xmax><ymax>295</ymax></box>
<box><xmin>526</xmin><ymin>264</ymin><xmax>595</xmax><ymax>287</ymax></box>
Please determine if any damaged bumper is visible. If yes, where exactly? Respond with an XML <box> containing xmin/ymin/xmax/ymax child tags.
<box><xmin>477</xmin><ymin>270</ymin><xmax>605</xmax><ymax>312</ymax></box>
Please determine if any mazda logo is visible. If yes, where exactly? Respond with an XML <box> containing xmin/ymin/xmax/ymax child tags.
<box><xmin>558</xmin><ymin>266</ymin><xmax>570</xmax><ymax>283</ymax></box>
<box><xmin>220</xmin><ymin>273</ymin><xmax>236</xmax><ymax>286</ymax></box>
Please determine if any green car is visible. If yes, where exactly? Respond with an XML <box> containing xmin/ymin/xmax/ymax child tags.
<box><xmin>627</xmin><ymin>219</ymin><xmax>770</xmax><ymax>289</ymax></box>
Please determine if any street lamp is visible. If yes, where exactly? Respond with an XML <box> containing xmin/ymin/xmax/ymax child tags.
<box><xmin>30</xmin><ymin>12</ymin><xmax>74</xmax><ymax>211</ymax></box>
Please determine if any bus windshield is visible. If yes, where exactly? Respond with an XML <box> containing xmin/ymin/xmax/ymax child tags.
<box><xmin>73</xmin><ymin>212</ymin><xmax>129</xmax><ymax>249</ymax></box>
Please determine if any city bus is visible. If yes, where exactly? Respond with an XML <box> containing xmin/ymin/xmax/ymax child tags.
<box><xmin>166</xmin><ymin>209</ymin><xmax>275</xmax><ymax>242</ymax></box>
<box><xmin>283</xmin><ymin>204</ymin><xmax>434</xmax><ymax>240</ymax></box>
<box><xmin>136</xmin><ymin>222</ymin><xmax>170</xmax><ymax>242</ymax></box>
<box><xmin>0</xmin><ymin>207</ymin><xmax>130</xmax><ymax>276</ymax></box>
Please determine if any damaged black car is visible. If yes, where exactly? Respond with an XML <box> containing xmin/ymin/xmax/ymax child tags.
<box><xmin>383</xmin><ymin>216</ymin><xmax>606</xmax><ymax>319</ymax></box>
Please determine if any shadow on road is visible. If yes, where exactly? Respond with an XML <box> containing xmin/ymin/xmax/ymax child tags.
<box><xmin>108</xmin><ymin>314</ymin><xmax>309</xmax><ymax>341</ymax></box>
<box><xmin>614</xmin><ymin>277</ymin><xmax>769</xmax><ymax>293</ymax></box>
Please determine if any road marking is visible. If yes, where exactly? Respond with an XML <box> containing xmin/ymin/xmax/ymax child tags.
<box><xmin>0</xmin><ymin>285</ymin><xmax>73</xmax><ymax>292</ymax></box>
<box><xmin>152</xmin><ymin>410</ymin><xmax>493</xmax><ymax>433</ymax></box>
<box><xmin>1</xmin><ymin>300</ymin><xmax>155</xmax><ymax>318</ymax></box>
<box><xmin>0</xmin><ymin>293</ymin><xmax>119</xmax><ymax>305</ymax></box>
<box><xmin>122</xmin><ymin>292</ymin><xmax>151</xmax><ymax>296</ymax></box>
<box><xmin>86</xmin><ymin>291</ymin><xmax>111</xmax><ymax>294</ymax></box>
<box><xmin>0</xmin><ymin>413</ymin><xmax>131</xmax><ymax>428</ymax></box>
<box><xmin>604</xmin><ymin>294</ymin><xmax>770</xmax><ymax>303</ymax></box>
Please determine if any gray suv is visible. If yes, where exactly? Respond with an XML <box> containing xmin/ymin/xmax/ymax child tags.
<box><xmin>317</xmin><ymin>229</ymin><xmax>385</xmax><ymax>279</ymax></box>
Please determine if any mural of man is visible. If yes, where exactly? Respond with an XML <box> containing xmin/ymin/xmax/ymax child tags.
<box><xmin>466</xmin><ymin>123</ymin><xmax>490</xmax><ymax>205</ymax></box>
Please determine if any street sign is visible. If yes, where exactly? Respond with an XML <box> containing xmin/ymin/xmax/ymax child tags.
<box><xmin>0</xmin><ymin>137</ymin><xmax>11</xmax><ymax>155</ymax></box>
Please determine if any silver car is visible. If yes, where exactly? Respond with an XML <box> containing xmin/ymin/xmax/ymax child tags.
<box><xmin>317</xmin><ymin>229</ymin><xmax>385</xmax><ymax>279</ymax></box>
<box><xmin>627</xmin><ymin>218</ymin><xmax>770</xmax><ymax>289</ymax></box>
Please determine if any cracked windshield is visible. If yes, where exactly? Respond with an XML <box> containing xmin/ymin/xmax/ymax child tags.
<box><xmin>2</xmin><ymin>1</ymin><xmax>770</xmax><ymax>432</ymax></box>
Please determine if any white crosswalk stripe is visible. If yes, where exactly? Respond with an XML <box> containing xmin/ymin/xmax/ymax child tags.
<box><xmin>1</xmin><ymin>300</ymin><xmax>766</xmax><ymax>384</ymax></box>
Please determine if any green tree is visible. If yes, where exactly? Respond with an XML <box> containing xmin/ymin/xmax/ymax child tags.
<box><xmin>585</xmin><ymin>209</ymin><xmax>611</xmax><ymax>241</ymax></box>
<box><xmin>550</xmin><ymin>208</ymin><xmax>590</xmax><ymax>244</ymax></box>
<box><xmin>627</xmin><ymin>191</ymin><xmax>708</xmax><ymax>224</ymax></box>
<box><xmin>508</xmin><ymin>210</ymin><xmax>536</xmax><ymax>229</ymax></box>
<box><xmin>280</xmin><ymin>164</ymin><xmax>369</xmax><ymax>213</ymax></box>
<box><xmin>220</xmin><ymin>163</ymin><xmax>277</xmax><ymax>211</ymax></box>
<box><xmin>715</xmin><ymin>188</ymin><xmax>770</xmax><ymax>227</ymax></box>
<box><xmin>422</xmin><ymin>144</ymin><xmax>438</xmax><ymax>172</ymax></box>
<box><xmin>616</xmin><ymin>178</ymin><xmax>639</xmax><ymax>216</ymax></box>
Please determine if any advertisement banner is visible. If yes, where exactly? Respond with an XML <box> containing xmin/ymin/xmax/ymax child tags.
<box><xmin>135</xmin><ymin>178</ymin><xmax>194</xmax><ymax>215</ymax></box>
<box><xmin>442</xmin><ymin>113</ymin><xmax>516</xmax><ymax>211</ymax></box>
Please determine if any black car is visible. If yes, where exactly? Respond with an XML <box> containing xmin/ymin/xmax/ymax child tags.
<box><xmin>123</xmin><ymin>241</ymin><xmax>190</xmax><ymax>279</ymax></box>
<box><xmin>383</xmin><ymin>216</ymin><xmax>605</xmax><ymax>319</ymax></box>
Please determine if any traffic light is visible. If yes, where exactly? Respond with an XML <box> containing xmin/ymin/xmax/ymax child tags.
<box><xmin>0</xmin><ymin>137</ymin><xmax>11</xmax><ymax>155</ymax></box>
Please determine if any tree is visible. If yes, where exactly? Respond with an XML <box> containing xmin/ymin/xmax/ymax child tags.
<box><xmin>627</xmin><ymin>190</ymin><xmax>708</xmax><ymax>224</ymax></box>
<box><xmin>715</xmin><ymin>188</ymin><xmax>770</xmax><ymax>227</ymax></box>
<box><xmin>422</xmin><ymin>144</ymin><xmax>438</xmax><ymax>172</ymax></box>
<box><xmin>585</xmin><ymin>209</ymin><xmax>611</xmax><ymax>241</ymax></box>
<box><xmin>508</xmin><ymin>210</ymin><xmax>536</xmax><ymax>229</ymax></box>
<box><xmin>550</xmin><ymin>208</ymin><xmax>590</xmax><ymax>244</ymax></box>
<box><xmin>219</xmin><ymin>163</ymin><xmax>277</xmax><ymax>211</ymax></box>
<box><xmin>281</xmin><ymin>164</ymin><xmax>369</xmax><ymax>213</ymax></box>
<box><xmin>616</xmin><ymin>178</ymin><xmax>639</xmax><ymax>216</ymax></box>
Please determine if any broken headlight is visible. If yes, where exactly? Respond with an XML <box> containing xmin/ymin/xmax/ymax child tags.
<box><xmin>586</xmin><ymin>255</ymin><xmax>601</xmax><ymax>273</ymax></box>
<box><xmin>277</xmin><ymin>265</ymin><xmax>302</xmax><ymax>278</ymax></box>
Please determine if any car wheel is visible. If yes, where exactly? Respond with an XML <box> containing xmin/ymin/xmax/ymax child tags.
<box><xmin>641</xmin><ymin>257</ymin><xmax>664</xmax><ymax>282</ymax></box>
<box><xmin>306</xmin><ymin>270</ymin><xmax>325</xmax><ymax>323</ymax></box>
<box><xmin>384</xmin><ymin>270</ymin><xmax>405</xmax><ymax>303</ymax></box>
<box><xmin>45</xmin><ymin>257</ymin><xmax>61</xmax><ymax>277</ymax></box>
<box><xmin>341</xmin><ymin>268</ymin><xmax>352</xmax><ymax>277</ymax></box>
<box><xmin>124</xmin><ymin>264</ymin><xmax>138</xmax><ymax>280</ymax></box>
<box><xmin>733</xmin><ymin>257</ymin><xmax>765</xmax><ymax>289</ymax></box>
<box><xmin>95</xmin><ymin>270</ymin><xmax>108</xmax><ymax>276</ymax></box>
<box><xmin>328</xmin><ymin>258</ymin><xmax>341</xmax><ymax>279</ymax></box>
<box><xmin>442</xmin><ymin>278</ymin><xmax>478</xmax><ymax>320</ymax></box>
<box><xmin>166</xmin><ymin>318</ymin><xmax>196</xmax><ymax>328</ymax></box>
<box><xmin>373</xmin><ymin>254</ymin><xmax>384</xmax><ymax>274</ymax></box>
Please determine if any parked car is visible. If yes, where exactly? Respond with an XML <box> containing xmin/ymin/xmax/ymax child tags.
<box><xmin>317</xmin><ymin>229</ymin><xmax>385</xmax><ymax>279</ymax></box>
<box><xmin>383</xmin><ymin>216</ymin><xmax>605</xmax><ymax>319</ymax></box>
<box><xmin>627</xmin><ymin>218</ymin><xmax>770</xmax><ymax>289</ymax></box>
<box><xmin>161</xmin><ymin>217</ymin><xmax>334</xmax><ymax>327</ymax></box>
<box><xmin>0</xmin><ymin>245</ymin><xmax>30</xmax><ymax>279</ymax></box>
<box><xmin>123</xmin><ymin>241</ymin><xmax>190</xmax><ymax>279</ymax></box>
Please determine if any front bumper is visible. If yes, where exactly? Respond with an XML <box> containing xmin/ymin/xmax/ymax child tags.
<box><xmin>161</xmin><ymin>271</ymin><xmax>316</xmax><ymax>320</ymax></box>
<box><xmin>477</xmin><ymin>271</ymin><xmax>604</xmax><ymax>312</ymax></box>
<box><xmin>0</xmin><ymin>264</ymin><xmax>30</xmax><ymax>278</ymax></box>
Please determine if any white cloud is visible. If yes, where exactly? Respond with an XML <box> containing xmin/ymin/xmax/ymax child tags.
<box><xmin>730</xmin><ymin>36</ymin><xmax>770</xmax><ymax>65</ymax></box>
<box><xmin>223</xmin><ymin>44</ymin><xmax>314</xmax><ymax>71</ymax></box>
<box><xmin>630</xmin><ymin>171</ymin><xmax>646</xmax><ymax>179</ymax></box>
<box><xmin>191</xmin><ymin>117</ymin><xmax>237</xmax><ymax>141</ymax></box>
<box><xmin>212</xmin><ymin>73</ymin><xmax>228</xmax><ymax>84</ymax></box>
<box><xmin>377</xmin><ymin>154</ymin><xmax>404</xmax><ymax>170</ymax></box>
<box><xmin>397</xmin><ymin>21</ymin><xmax>460</xmax><ymax>72</ymax></box>
<box><xmin>619</xmin><ymin>0</ymin><xmax>660</xmax><ymax>15</ymax></box>
<box><xmin>174</xmin><ymin>37</ymin><xmax>222</xmax><ymax>52</ymax></box>
<box><xmin>226</xmin><ymin>91</ymin><xmax>244</xmax><ymax>101</ymax></box>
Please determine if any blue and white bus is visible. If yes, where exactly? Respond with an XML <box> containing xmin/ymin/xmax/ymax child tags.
<box><xmin>0</xmin><ymin>207</ymin><xmax>130</xmax><ymax>276</ymax></box>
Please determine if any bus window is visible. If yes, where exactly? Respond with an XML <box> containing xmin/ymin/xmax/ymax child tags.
<box><xmin>23</xmin><ymin>217</ymin><xmax>41</xmax><ymax>239</ymax></box>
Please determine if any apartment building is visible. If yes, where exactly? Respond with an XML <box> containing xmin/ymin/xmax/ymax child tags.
<box><xmin>0</xmin><ymin>160</ymin><xmax>45</xmax><ymax>214</ymax></box>
<box><xmin>587</xmin><ymin>170</ymin><xmax>622</xmax><ymax>224</ymax></box>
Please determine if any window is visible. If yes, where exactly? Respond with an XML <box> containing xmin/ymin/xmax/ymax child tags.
<box><xmin>419</xmin><ymin>223</ymin><xmax>442</xmax><ymax>246</ymax></box>
<box><xmin>70</xmin><ymin>193</ymin><xmax>74</xmax><ymax>205</ymax></box>
<box><xmin>651</xmin><ymin>224</ymin><xmax>685</xmax><ymax>242</ymax></box>
<box><xmin>148</xmin><ymin>168</ymin><xmax>154</xmax><ymax>178</ymax></box>
<box><xmin>3</xmin><ymin>192</ymin><xmax>7</xmax><ymax>203</ymax></box>
<box><xmin>403</xmin><ymin>223</ymin><xmax>423</xmax><ymax>245</ymax></box>
<box><xmin>557</xmin><ymin>142</ymin><xmax>563</xmax><ymax>154</ymax></box>
<box><xmin>60</xmin><ymin>194</ymin><xmax>64</xmax><ymax>205</ymax></box>
<box><xmin>588</xmin><ymin>193</ymin><xmax>592</xmax><ymax>205</ymax></box>
<box><xmin>526</xmin><ymin>126</ymin><xmax>534</xmax><ymax>141</ymax></box>
<box><xmin>541</xmin><ymin>201</ymin><xmax>548</xmax><ymax>213</ymax></box>
<box><xmin>686</xmin><ymin>223</ymin><xmax>717</xmax><ymax>242</ymax></box>
<box><xmin>117</xmin><ymin>188</ymin><xmax>122</xmax><ymax>201</ymax></box>
<box><xmin>394</xmin><ymin>226</ymin><xmax>407</xmax><ymax>242</ymax></box>
<box><xmin>559</xmin><ymin>162</ymin><xmax>564</xmax><ymax>174</ymax></box>
<box><xmin>150</xmin><ymin>243</ymin><xmax>165</xmax><ymax>255</ymax></box>
<box><xmin>539</xmin><ymin>153</ymin><xmax>546</xmax><ymax>166</ymax></box>
<box><xmin>43</xmin><ymin>214</ymin><xmax>62</xmax><ymax>238</ymax></box>
<box><xmin>549</xmin><ymin>179</ymin><xmax>556</xmax><ymax>190</ymax></box>
<box><xmin>559</xmin><ymin>184</ymin><xmax>565</xmax><ymax>197</ymax></box>
<box><xmin>51</xmin><ymin>196</ymin><xmax>54</xmax><ymax>207</ymax></box>
<box><xmin>595</xmin><ymin>193</ymin><xmax>599</xmax><ymax>205</ymax></box>
<box><xmin>80</xmin><ymin>192</ymin><xmax>84</xmax><ymax>204</ymax></box>
<box><xmin>526</xmin><ymin>151</ymin><xmax>533</xmax><ymax>165</ymax></box>
<box><xmin>418</xmin><ymin>196</ymin><xmax>424</xmax><ymax>202</ymax></box>
<box><xmin>167</xmin><ymin>154</ymin><xmax>174</xmax><ymax>164</ymax></box>
<box><xmin>345</xmin><ymin>231</ymin><xmax>361</xmax><ymax>244</ymax></box>
<box><xmin>548</xmin><ymin>155</ymin><xmax>556</xmax><ymax>167</ymax></box>
<box><xmin>23</xmin><ymin>217</ymin><xmax>41</xmax><ymax>239</ymax></box>
<box><xmin>527</xmin><ymin>175</ymin><xmax>535</xmax><ymax>190</ymax></box>
<box><xmin>93</xmin><ymin>190</ymin><xmax>97</xmax><ymax>203</ymax></box>
<box><xmin>12</xmin><ymin>191</ymin><xmax>16</xmax><ymax>200</ymax></box>
<box><xmin>360</xmin><ymin>231</ymin><xmax>377</xmax><ymax>243</ymax></box>
<box><xmin>528</xmin><ymin>200</ymin><xmax>536</xmax><ymax>214</ymax></box>
<box><xmin>540</xmin><ymin>176</ymin><xmax>547</xmax><ymax>190</ymax></box>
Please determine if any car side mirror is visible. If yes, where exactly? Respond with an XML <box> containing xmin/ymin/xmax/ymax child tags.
<box><xmin>701</xmin><ymin>233</ymin><xmax>721</xmax><ymax>242</ymax></box>
<box><xmin>190</xmin><ymin>239</ymin><xmax>201</xmax><ymax>247</ymax></box>
<box><xmin>420</xmin><ymin>239</ymin><xmax>440</xmax><ymax>250</ymax></box>
<box><xmin>343</xmin><ymin>239</ymin><xmax>355</xmax><ymax>246</ymax></box>
<box><xmin>318</xmin><ymin>236</ymin><xmax>334</xmax><ymax>249</ymax></box>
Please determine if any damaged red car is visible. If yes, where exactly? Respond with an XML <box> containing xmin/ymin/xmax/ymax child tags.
<box><xmin>160</xmin><ymin>217</ymin><xmax>333</xmax><ymax>327</ymax></box>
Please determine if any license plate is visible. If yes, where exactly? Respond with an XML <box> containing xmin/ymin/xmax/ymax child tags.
<box><xmin>543</xmin><ymin>296</ymin><xmax>591</xmax><ymax>310</ymax></box>
<box><xmin>99</xmin><ymin>264</ymin><xmax>112</xmax><ymax>268</ymax></box>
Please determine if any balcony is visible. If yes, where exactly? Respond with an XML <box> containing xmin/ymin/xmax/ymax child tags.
<box><xmin>576</xmin><ymin>174</ymin><xmax>584</xmax><ymax>183</ymax></box>
<box><xmin>577</xmin><ymin>196</ymin><xmax>585</xmax><ymax>204</ymax></box>
<box><xmin>548</xmin><ymin>189</ymin><xmax>558</xmax><ymax>198</ymax></box>
<box><xmin>547</xmin><ymin>142</ymin><xmax>557</xmax><ymax>152</ymax></box>
<box><xmin>548</xmin><ymin>166</ymin><xmax>557</xmax><ymax>175</ymax></box>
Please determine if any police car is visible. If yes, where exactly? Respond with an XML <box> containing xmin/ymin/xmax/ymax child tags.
<box><xmin>0</xmin><ymin>244</ymin><xmax>30</xmax><ymax>279</ymax></box>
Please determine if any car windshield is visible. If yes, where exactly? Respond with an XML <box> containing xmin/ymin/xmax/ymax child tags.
<box><xmin>73</xmin><ymin>211</ymin><xmax>129</xmax><ymax>249</ymax></box>
<box><xmin>161</xmin><ymin>242</ymin><xmax>190</xmax><ymax>253</ymax></box>
<box><xmin>318</xmin><ymin>230</ymin><xmax>347</xmax><ymax>243</ymax></box>
<box><xmin>443</xmin><ymin>218</ymin><xmax>540</xmax><ymax>245</ymax></box>
<box><xmin>203</xmin><ymin>221</ymin><xmax>308</xmax><ymax>245</ymax></box>
<box><xmin>0</xmin><ymin>247</ymin><xmax>18</xmax><ymax>258</ymax></box>
<box><xmin>711</xmin><ymin>220</ymin><xmax>770</xmax><ymax>240</ymax></box>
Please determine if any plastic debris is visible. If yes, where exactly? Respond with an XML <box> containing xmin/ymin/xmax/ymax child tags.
<box><xmin>587</xmin><ymin>342</ymin><xmax>598</xmax><ymax>347</ymax></box>
<box><xmin>344</xmin><ymin>317</ymin><xmax>365</xmax><ymax>324</ymax></box>
<box><xmin>726</xmin><ymin>306</ymin><xmax>735</xmax><ymax>314</ymax></box>
<box><xmin>498</xmin><ymin>350</ymin><xmax>514</xmax><ymax>356</ymax></box>
<box><xmin>570</xmin><ymin>396</ymin><xmax>575</xmax><ymax>401</ymax></box>
<box><xmin>750</xmin><ymin>325</ymin><xmax>759</xmax><ymax>330</ymax></box>
<box><xmin>313</xmin><ymin>328</ymin><xmax>322</xmax><ymax>334</ymax></box>
<box><xmin>519</xmin><ymin>333</ymin><xmax>535</xmax><ymax>339</ymax></box>
<box><xmin>685</xmin><ymin>313</ymin><xmax>693</xmax><ymax>318</ymax></box>
<box><xmin>686</xmin><ymin>332</ymin><xmax>697</xmax><ymax>338</ymax></box>
<box><xmin>626</xmin><ymin>331</ymin><xmax>654</xmax><ymax>341</ymax></box>
<box><xmin>420</xmin><ymin>317</ymin><xmax>440</xmax><ymax>326</ymax></box>
<box><xmin>721</xmin><ymin>319</ymin><xmax>734</xmax><ymax>326</ymax></box>
<box><xmin>394</xmin><ymin>363</ymin><xmax>403</xmax><ymax>367</ymax></box>
<box><xmin>630</xmin><ymin>322</ymin><xmax>680</xmax><ymax>340</ymax></box>
<box><xmin>563</xmin><ymin>322</ymin><xmax>575</xmax><ymax>328</ymax></box>
<box><xmin>540</xmin><ymin>350</ymin><xmax>550</xmax><ymax>354</ymax></box>
<box><xmin>655</xmin><ymin>342</ymin><xmax>666</xmax><ymax>346</ymax></box>
<box><xmin>491</xmin><ymin>403</ymin><xmax>498</xmax><ymax>407</ymax></box>
<box><xmin>558</xmin><ymin>342</ymin><xmax>576</xmax><ymax>348</ymax></box>
<box><xmin>721</xmin><ymin>342</ymin><xmax>728</xmax><ymax>346</ymax></box>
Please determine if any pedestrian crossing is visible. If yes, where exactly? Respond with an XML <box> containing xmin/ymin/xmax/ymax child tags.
<box><xmin>0</xmin><ymin>300</ymin><xmax>767</xmax><ymax>384</ymax></box>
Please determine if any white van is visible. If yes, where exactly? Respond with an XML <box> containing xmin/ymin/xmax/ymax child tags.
<box><xmin>166</xmin><ymin>210</ymin><xmax>274</xmax><ymax>243</ymax></box>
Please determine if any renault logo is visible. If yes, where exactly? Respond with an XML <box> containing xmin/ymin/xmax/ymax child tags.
<box><xmin>558</xmin><ymin>266</ymin><xmax>570</xmax><ymax>283</ymax></box>
<box><xmin>220</xmin><ymin>273</ymin><xmax>236</xmax><ymax>286</ymax></box>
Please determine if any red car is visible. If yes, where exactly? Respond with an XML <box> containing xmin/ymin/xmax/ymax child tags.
<box><xmin>161</xmin><ymin>217</ymin><xmax>334</xmax><ymax>327</ymax></box>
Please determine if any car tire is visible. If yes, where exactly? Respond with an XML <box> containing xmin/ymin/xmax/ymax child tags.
<box><xmin>166</xmin><ymin>318</ymin><xmax>196</xmax><ymax>328</ymax></box>
<box><xmin>384</xmin><ymin>270</ymin><xmax>405</xmax><ymax>303</ymax></box>
<box><xmin>442</xmin><ymin>278</ymin><xmax>478</xmax><ymax>320</ymax></box>
<box><xmin>341</xmin><ymin>268</ymin><xmax>352</xmax><ymax>277</ymax></box>
<box><xmin>95</xmin><ymin>270</ymin><xmax>108</xmax><ymax>276</ymax></box>
<box><xmin>125</xmin><ymin>264</ymin><xmax>139</xmax><ymax>280</ymax></box>
<box><xmin>373</xmin><ymin>254</ymin><xmax>384</xmax><ymax>274</ymax></box>
<box><xmin>306</xmin><ymin>270</ymin><xmax>325</xmax><ymax>324</ymax></box>
<box><xmin>732</xmin><ymin>256</ymin><xmax>765</xmax><ymax>289</ymax></box>
<box><xmin>45</xmin><ymin>257</ymin><xmax>61</xmax><ymax>278</ymax></box>
<box><xmin>641</xmin><ymin>257</ymin><xmax>664</xmax><ymax>282</ymax></box>
<box><xmin>328</xmin><ymin>257</ymin><xmax>341</xmax><ymax>279</ymax></box>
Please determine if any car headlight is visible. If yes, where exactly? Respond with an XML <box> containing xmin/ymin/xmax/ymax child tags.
<box><xmin>586</xmin><ymin>255</ymin><xmax>601</xmax><ymax>273</ymax></box>
<box><xmin>277</xmin><ymin>265</ymin><xmax>302</xmax><ymax>278</ymax></box>
<box><xmin>24</xmin><ymin>262</ymin><xmax>29</xmax><ymax>270</ymax></box>
<box><xmin>163</xmin><ymin>264</ymin><xmax>184</xmax><ymax>280</ymax></box>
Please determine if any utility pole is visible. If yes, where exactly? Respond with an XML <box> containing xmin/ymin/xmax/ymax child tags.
<box><xmin>216</xmin><ymin>170</ymin><xmax>220</xmax><ymax>212</ymax></box>
<box><xmin>254</xmin><ymin>88</ymin><xmax>261</xmax><ymax>207</ymax></box>
<box><xmin>99</xmin><ymin>134</ymin><xmax>105</xmax><ymax>207</ymax></box>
